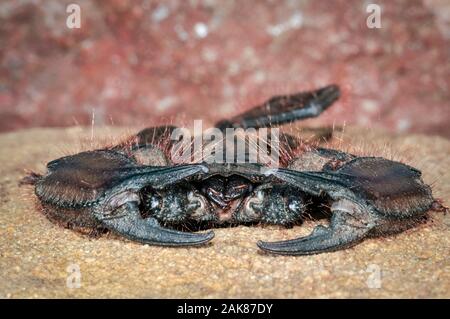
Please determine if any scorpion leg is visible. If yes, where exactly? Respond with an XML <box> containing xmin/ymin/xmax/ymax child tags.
<box><xmin>134</xmin><ymin>126</ymin><xmax>178</xmax><ymax>145</ymax></box>
<box><xmin>114</xmin><ymin>125</ymin><xmax>177</xmax><ymax>149</ymax></box>
<box><xmin>113</xmin><ymin>126</ymin><xmax>178</xmax><ymax>166</ymax></box>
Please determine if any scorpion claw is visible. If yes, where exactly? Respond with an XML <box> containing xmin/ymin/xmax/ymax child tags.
<box><xmin>257</xmin><ymin>211</ymin><xmax>369</xmax><ymax>255</ymax></box>
<box><xmin>98</xmin><ymin>201</ymin><xmax>215</xmax><ymax>246</ymax></box>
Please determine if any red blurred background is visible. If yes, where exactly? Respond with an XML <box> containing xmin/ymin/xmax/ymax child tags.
<box><xmin>1</xmin><ymin>0</ymin><xmax>449</xmax><ymax>137</ymax></box>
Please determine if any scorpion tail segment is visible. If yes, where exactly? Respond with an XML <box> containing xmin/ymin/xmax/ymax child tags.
<box><xmin>257</xmin><ymin>210</ymin><xmax>370</xmax><ymax>256</ymax></box>
<box><xmin>215</xmin><ymin>84</ymin><xmax>340</xmax><ymax>130</ymax></box>
<box><xmin>97</xmin><ymin>201</ymin><xmax>215</xmax><ymax>246</ymax></box>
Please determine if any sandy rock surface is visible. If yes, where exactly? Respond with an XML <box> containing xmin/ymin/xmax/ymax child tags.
<box><xmin>0</xmin><ymin>126</ymin><xmax>449</xmax><ymax>298</ymax></box>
